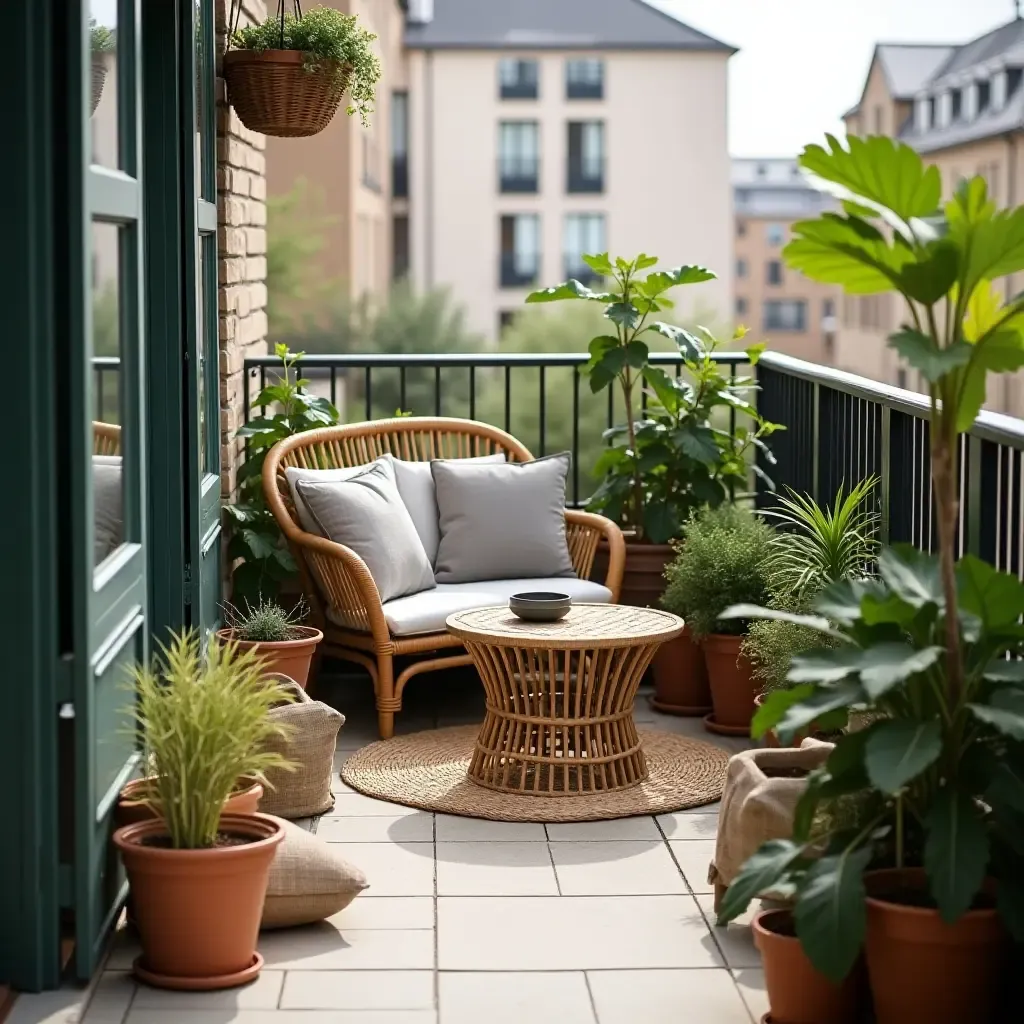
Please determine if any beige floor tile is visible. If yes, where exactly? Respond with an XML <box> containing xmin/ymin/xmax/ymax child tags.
<box><xmin>435</xmin><ymin>841</ymin><xmax>558</xmax><ymax>896</ymax></box>
<box><xmin>331</xmin><ymin>774</ymin><xmax>356</xmax><ymax>794</ymax></box>
<box><xmin>733</xmin><ymin>968</ymin><xmax>769</xmax><ymax>1022</ymax></box>
<box><xmin>131</xmin><ymin>970</ymin><xmax>283</xmax><ymax>1010</ymax></box>
<box><xmin>81</xmin><ymin>971</ymin><xmax>136</xmax><ymax>1023</ymax></box>
<box><xmin>125</xmin><ymin>1012</ymin><xmax>436</xmax><ymax>1023</ymax></box>
<box><xmin>587</xmin><ymin>968</ymin><xmax>753</xmax><ymax>1024</ymax></box>
<box><xmin>281</xmin><ymin>970</ymin><xmax>434</xmax><ymax>1010</ymax></box>
<box><xmin>696</xmin><ymin>895</ymin><xmax>761</xmax><ymax>969</ymax></box>
<box><xmin>435</xmin><ymin>814</ymin><xmax>545</xmax><ymax>842</ymax></box>
<box><xmin>546</xmin><ymin>818</ymin><xmax>661</xmax><ymax>842</ymax></box>
<box><xmin>7</xmin><ymin>990</ymin><xmax>87</xmax><ymax>1024</ymax></box>
<box><xmin>258</xmin><ymin>925</ymin><xmax>434</xmax><ymax>971</ymax></box>
<box><xmin>325</xmin><ymin>793</ymin><xmax>416</xmax><ymax>817</ymax></box>
<box><xmin>667</xmin><ymin>839</ymin><xmax>717</xmax><ymax>894</ymax></box>
<box><xmin>318</xmin><ymin>813</ymin><xmax>434</xmax><ymax>843</ymax></box>
<box><xmin>656</xmin><ymin>812</ymin><xmax>719</xmax><ymax>841</ymax></box>
<box><xmin>324</xmin><ymin>842</ymin><xmax>434</xmax><ymax>896</ymax></box>
<box><xmin>437</xmin><ymin>895</ymin><xmax>723</xmax><ymax>971</ymax></box>
<box><xmin>329</xmin><ymin>897</ymin><xmax>434</xmax><ymax>931</ymax></box>
<box><xmin>105</xmin><ymin>931</ymin><xmax>142</xmax><ymax>972</ymax></box>
<box><xmin>550</xmin><ymin>841</ymin><xmax>687</xmax><ymax>896</ymax></box>
<box><xmin>438</xmin><ymin>971</ymin><xmax>595</xmax><ymax>1024</ymax></box>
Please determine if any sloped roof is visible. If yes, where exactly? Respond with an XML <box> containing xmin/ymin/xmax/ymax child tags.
<box><xmin>404</xmin><ymin>0</ymin><xmax>736</xmax><ymax>52</ymax></box>
<box><xmin>932</xmin><ymin>17</ymin><xmax>1024</xmax><ymax>79</ymax></box>
<box><xmin>878</xmin><ymin>44</ymin><xmax>956</xmax><ymax>97</ymax></box>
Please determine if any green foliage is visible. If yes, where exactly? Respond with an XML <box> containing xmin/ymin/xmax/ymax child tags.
<box><xmin>745</xmin><ymin>615</ymin><xmax>837</xmax><ymax>695</ymax></box>
<box><xmin>90</xmin><ymin>19</ymin><xmax>116</xmax><ymax>53</ymax></box>
<box><xmin>526</xmin><ymin>253</ymin><xmax>780</xmax><ymax>542</ymax></box>
<box><xmin>660</xmin><ymin>504</ymin><xmax>775</xmax><ymax>637</ymax></box>
<box><xmin>223</xmin><ymin>597</ymin><xmax>307</xmax><ymax>643</ymax></box>
<box><xmin>231</xmin><ymin>6</ymin><xmax>382</xmax><ymax>126</ymax></box>
<box><xmin>224</xmin><ymin>344</ymin><xmax>340</xmax><ymax>601</ymax></box>
<box><xmin>125</xmin><ymin>631</ymin><xmax>296</xmax><ymax>849</ymax></box>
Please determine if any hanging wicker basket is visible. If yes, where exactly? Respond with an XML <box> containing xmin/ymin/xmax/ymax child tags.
<box><xmin>224</xmin><ymin>49</ymin><xmax>351</xmax><ymax>138</ymax></box>
<box><xmin>90</xmin><ymin>55</ymin><xmax>108</xmax><ymax>116</ymax></box>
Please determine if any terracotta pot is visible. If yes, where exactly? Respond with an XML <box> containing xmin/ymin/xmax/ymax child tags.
<box><xmin>115</xmin><ymin>777</ymin><xmax>264</xmax><ymax>829</ymax></box>
<box><xmin>215</xmin><ymin>626</ymin><xmax>323</xmax><ymax>688</ymax></box>
<box><xmin>865</xmin><ymin>868</ymin><xmax>1008</xmax><ymax>1024</ymax></box>
<box><xmin>753</xmin><ymin>909</ymin><xmax>862</xmax><ymax>1024</ymax></box>
<box><xmin>113</xmin><ymin>813</ymin><xmax>284</xmax><ymax>988</ymax></box>
<box><xmin>702</xmin><ymin>633</ymin><xmax>757</xmax><ymax>734</ymax></box>
<box><xmin>651</xmin><ymin>627</ymin><xmax>712</xmax><ymax>715</ymax></box>
<box><xmin>754</xmin><ymin>693</ymin><xmax>810</xmax><ymax>748</ymax></box>
<box><xmin>592</xmin><ymin>538</ymin><xmax>673</xmax><ymax>608</ymax></box>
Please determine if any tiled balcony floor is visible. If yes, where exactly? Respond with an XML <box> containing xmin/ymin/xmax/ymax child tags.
<box><xmin>10</xmin><ymin>673</ymin><xmax>765</xmax><ymax>1024</ymax></box>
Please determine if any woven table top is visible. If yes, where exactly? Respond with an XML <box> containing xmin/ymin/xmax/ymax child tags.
<box><xmin>446</xmin><ymin>603</ymin><xmax>683</xmax><ymax>650</ymax></box>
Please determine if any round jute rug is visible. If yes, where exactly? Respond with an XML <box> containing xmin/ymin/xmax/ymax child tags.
<box><xmin>340</xmin><ymin>725</ymin><xmax>728</xmax><ymax>823</ymax></box>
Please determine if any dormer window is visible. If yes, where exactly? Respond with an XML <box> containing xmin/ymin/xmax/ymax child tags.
<box><xmin>965</xmin><ymin>82</ymin><xmax>979</xmax><ymax>120</ymax></box>
<box><xmin>928</xmin><ymin>95</ymin><xmax>937</xmax><ymax>126</ymax></box>
<box><xmin>978</xmin><ymin>79</ymin><xmax>991</xmax><ymax>112</ymax></box>
<box><xmin>915</xmin><ymin>95</ymin><xmax>930</xmax><ymax>132</ymax></box>
<box><xmin>993</xmin><ymin>70</ymin><xmax>1007</xmax><ymax>111</ymax></box>
<box><xmin>1008</xmin><ymin>68</ymin><xmax>1023</xmax><ymax>98</ymax></box>
<box><xmin>951</xmin><ymin>88</ymin><xmax>962</xmax><ymax>120</ymax></box>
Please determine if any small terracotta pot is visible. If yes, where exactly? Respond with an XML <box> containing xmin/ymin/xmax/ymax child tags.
<box><xmin>114</xmin><ymin>813</ymin><xmax>284</xmax><ymax>988</ymax></box>
<box><xmin>754</xmin><ymin>693</ymin><xmax>813</xmax><ymax>749</ymax></box>
<box><xmin>592</xmin><ymin>538</ymin><xmax>674</xmax><ymax>609</ymax></box>
<box><xmin>115</xmin><ymin>777</ymin><xmax>264</xmax><ymax>829</ymax></box>
<box><xmin>865</xmin><ymin>867</ymin><xmax>1008</xmax><ymax>1024</ymax></box>
<box><xmin>753</xmin><ymin>909</ymin><xmax>862</xmax><ymax>1024</ymax></box>
<box><xmin>651</xmin><ymin>627</ymin><xmax>712</xmax><ymax>715</ymax></box>
<box><xmin>702</xmin><ymin>633</ymin><xmax>757</xmax><ymax>733</ymax></box>
<box><xmin>215</xmin><ymin>626</ymin><xmax>323</xmax><ymax>688</ymax></box>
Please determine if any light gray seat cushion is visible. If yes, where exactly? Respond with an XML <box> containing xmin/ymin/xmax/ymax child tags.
<box><xmin>295</xmin><ymin>460</ymin><xmax>436</xmax><ymax>604</ymax></box>
<box><xmin>432</xmin><ymin>453</ymin><xmax>576</xmax><ymax>583</ymax></box>
<box><xmin>285</xmin><ymin>461</ymin><xmax>374</xmax><ymax>535</ymax></box>
<box><xmin>328</xmin><ymin>577</ymin><xmax>613</xmax><ymax>636</ymax></box>
<box><xmin>93</xmin><ymin>454</ymin><xmax>123</xmax><ymax>564</ymax></box>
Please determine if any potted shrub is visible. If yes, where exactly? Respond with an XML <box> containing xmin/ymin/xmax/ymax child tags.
<box><xmin>89</xmin><ymin>18</ymin><xmax>115</xmax><ymax>115</ymax></box>
<box><xmin>526</xmin><ymin>252</ymin><xmax>780</xmax><ymax>607</ymax></box>
<box><xmin>216</xmin><ymin>598</ymin><xmax>323</xmax><ymax>688</ymax></box>
<box><xmin>224</xmin><ymin>4</ymin><xmax>382</xmax><ymax>138</ymax></box>
<box><xmin>113</xmin><ymin>631</ymin><xmax>295</xmax><ymax>989</ymax></box>
<box><xmin>662</xmin><ymin>504</ymin><xmax>774</xmax><ymax>735</ymax></box>
<box><xmin>115</xmin><ymin>772</ymin><xmax>264</xmax><ymax>829</ymax></box>
<box><xmin>717</xmin><ymin>137</ymin><xmax>1024</xmax><ymax>1024</ymax></box>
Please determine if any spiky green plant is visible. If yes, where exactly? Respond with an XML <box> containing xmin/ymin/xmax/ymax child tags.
<box><xmin>126</xmin><ymin>631</ymin><xmax>296</xmax><ymax>849</ymax></box>
<box><xmin>224</xmin><ymin>597</ymin><xmax>307</xmax><ymax>643</ymax></box>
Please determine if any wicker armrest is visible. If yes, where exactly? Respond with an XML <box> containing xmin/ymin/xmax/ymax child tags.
<box><xmin>565</xmin><ymin>509</ymin><xmax>625</xmax><ymax>602</ymax></box>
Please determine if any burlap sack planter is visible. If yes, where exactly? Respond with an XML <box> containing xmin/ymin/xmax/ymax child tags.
<box><xmin>709</xmin><ymin>739</ymin><xmax>834</xmax><ymax>912</ymax></box>
<box><xmin>258</xmin><ymin>676</ymin><xmax>345</xmax><ymax>820</ymax></box>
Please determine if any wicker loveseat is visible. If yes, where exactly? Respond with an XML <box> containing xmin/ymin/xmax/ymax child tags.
<box><xmin>263</xmin><ymin>417</ymin><xmax>625</xmax><ymax>738</ymax></box>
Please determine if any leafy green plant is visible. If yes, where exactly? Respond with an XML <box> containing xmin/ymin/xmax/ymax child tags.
<box><xmin>716</xmin><ymin>136</ymin><xmax>1024</xmax><ymax>983</ymax></box>
<box><xmin>223</xmin><ymin>597</ymin><xmax>308</xmax><ymax>643</ymax></box>
<box><xmin>660</xmin><ymin>504</ymin><xmax>775</xmax><ymax>637</ymax></box>
<box><xmin>126</xmin><ymin>631</ymin><xmax>296</xmax><ymax>849</ymax></box>
<box><xmin>526</xmin><ymin>253</ymin><xmax>779</xmax><ymax>542</ymax></box>
<box><xmin>231</xmin><ymin>5</ymin><xmax>382</xmax><ymax>126</ymax></box>
<box><xmin>90</xmin><ymin>19</ymin><xmax>116</xmax><ymax>53</ymax></box>
<box><xmin>224</xmin><ymin>343</ymin><xmax>340</xmax><ymax>600</ymax></box>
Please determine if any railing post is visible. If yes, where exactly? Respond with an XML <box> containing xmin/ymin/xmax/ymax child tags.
<box><xmin>811</xmin><ymin>381</ymin><xmax>821</xmax><ymax>504</ymax></box>
<box><xmin>879</xmin><ymin>406</ymin><xmax>891</xmax><ymax>545</ymax></box>
<box><xmin>965</xmin><ymin>434</ymin><xmax>983</xmax><ymax>557</ymax></box>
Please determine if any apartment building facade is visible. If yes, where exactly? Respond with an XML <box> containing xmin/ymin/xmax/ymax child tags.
<box><xmin>732</xmin><ymin>158</ymin><xmax>838</xmax><ymax>362</ymax></box>
<box><xmin>839</xmin><ymin>25</ymin><xmax>1024</xmax><ymax>417</ymax></box>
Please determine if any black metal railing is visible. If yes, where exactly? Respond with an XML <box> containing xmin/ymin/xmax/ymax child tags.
<box><xmin>567</xmin><ymin>166</ymin><xmax>603</xmax><ymax>193</ymax></box>
<box><xmin>499</xmin><ymin>161</ymin><xmax>539</xmax><ymax>194</ymax></box>
<box><xmin>567</xmin><ymin>80</ymin><xmax>603</xmax><ymax>100</ymax></box>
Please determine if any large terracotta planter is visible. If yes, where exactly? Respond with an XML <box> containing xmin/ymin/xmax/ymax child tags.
<box><xmin>115</xmin><ymin>777</ymin><xmax>264</xmax><ymax>829</ymax></box>
<box><xmin>702</xmin><ymin>633</ymin><xmax>757</xmax><ymax>736</ymax></box>
<box><xmin>113</xmin><ymin>813</ymin><xmax>284</xmax><ymax>989</ymax></box>
<box><xmin>651</xmin><ymin>627</ymin><xmax>712</xmax><ymax>715</ymax></box>
<box><xmin>215</xmin><ymin>626</ymin><xmax>323</xmax><ymax>688</ymax></box>
<box><xmin>592</xmin><ymin>538</ymin><xmax>673</xmax><ymax>608</ymax></box>
<box><xmin>865</xmin><ymin>868</ymin><xmax>1008</xmax><ymax>1024</ymax></box>
<box><xmin>753</xmin><ymin>909</ymin><xmax>862</xmax><ymax>1024</ymax></box>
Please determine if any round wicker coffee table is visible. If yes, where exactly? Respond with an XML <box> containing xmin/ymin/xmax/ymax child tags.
<box><xmin>446</xmin><ymin>603</ymin><xmax>684</xmax><ymax>796</ymax></box>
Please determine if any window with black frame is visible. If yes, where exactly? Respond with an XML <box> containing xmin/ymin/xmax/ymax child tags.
<box><xmin>499</xmin><ymin>121</ymin><xmax>539</xmax><ymax>192</ymax></box>
<box><xmin>499</xmin><ymin>57</ymin><xmax>539</xmax><ymax>99</ymax></box>
<box><xmin>499</xmin><ymin>214</ymin><xmax>540</xmax><ymax>287</ymax></box>
<box><xmin>564</xmin><ymin>213</ymin><xmax>605</xmax><ymax>282</ymax></box>
<box><xmin>566</xmin><ymin>58</ymin><xmax>603</xmax><ymax>99</ymax></box>
<box><xmin>567</xmin><ymin>121</ymin><xmax>604</xmax><ymax>193</ymax></box>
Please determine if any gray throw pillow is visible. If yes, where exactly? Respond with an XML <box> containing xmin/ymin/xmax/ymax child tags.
<box><xmin>285</xmin><ymin>461</ymin><xmax>375</xmax><ymax>535</ymax></box>
<box><xmin>93</xmin><ymin>455</ymin><xmax>123</xmax><ymax>565</ymax></box>
<box><xmin>295</xmin><ymin>461</ymin><xmax>435</xmax><ymax>603</ymax></box>
<box><xmin>432</xmin><ymin>453</ymin><xmax>576</xmax><ymax>583</ymax></box>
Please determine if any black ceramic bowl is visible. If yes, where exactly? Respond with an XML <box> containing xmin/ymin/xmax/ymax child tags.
<box><xmin>508</xmin><ymin>592</ymin><xmax>572</xmax><ymax>622</ymax></box>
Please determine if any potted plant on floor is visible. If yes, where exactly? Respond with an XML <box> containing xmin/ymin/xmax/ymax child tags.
<box><xmin>661</xmin><ymin>504</ymin><xmax>774</xmax><ymax>735</ymax></box>
<box><xmin>116</xmin><ymin>770</ymin><xmax>264</xmax><ymax>828</ymax></box>
<box><xmin>89</xmin><ymin>18</ymin><xmax>115</xmax><ymax>115</ymax></box>
<box><xmin>216</xmin><ymin>597</ymin><xmax>323</xmax><ymax>688</ymax></box>
<box><xmin>113</xmin><ymin>631</ymin><xmax>296</xmax><ymax>990</ymax></box>
<box><xmin>224</xmin><ymin>3</ymin><xmax>382</xmax><ymax>137</ymax></box>
<box><xmin>526</xmin><ymin>253</ymin><xmax>780</xmax><ymax>607</ymax></box>
<box><xmin>717</xmin><ymin>136</ymin><xmax>1024</xmax><ymax>1024</ymax></box>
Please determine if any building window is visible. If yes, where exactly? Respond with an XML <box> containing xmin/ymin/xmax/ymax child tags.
<box><xmin>735</xmin><ymin>296</ymin><xmax>747</xmax><ymax>316</ymax></box>
<box><xmin>566</xmin><ymin>58</ymin><xmax>603</xmax><ymax>99</ymax></box>
<box><xmin>567</xmin><ymin>121</ymin><xmax>604</xmax><ymax>193</ymax></box>
<box><xmin>756</xmin><ymin>163</ymin><xmax>766</xmax><ymax>178</ymax></box>
<box><xmin>391</xmin><ymin>90</ymin><xmax>409</xmax><ymax>198</ymax></box>
<box><xmin>499</xmin><ymin>214</ymin><xmax>540</xmax><ymax>288</ymax></box>
<box><xmin>978</xmin><ymin>79</ymin><xmax>991</xmax><ymax>113</ymax></box>
<box><xmin>823</xmin><ymin>298</ymin><xmax>835</xmax><ymax>318</ymax></box>
<box><xmin>361</xmin><ymin>131</ymin><xmax>381</xmax><ymax>192</ymax></box>
<box><xmin>736</xmin><ymin>219</ymin><xmax>746</xmax><ymax>237</ymax></box>
<box><xmin>499</xmin><ymin>121</ymin><xmax>539</xmax><ymax>193</ymax></box>
<box><xmin>764</xmin><ymin>299</ymin><xmax>807</xmax><ymax>332</ymax></box>
<box><xmin>951</xmin><ymin>88</ymin><xmax>962</xmax><ymax>120</ymax></box>
<box><xmin>928</xmin><ymin>96</ymin><xmax>936</xmax><ymax>127</ymax></box>
<box><xmin>873</xmin><ymin>105</ymin><xmax>883</xmax><ymax>133</ymax></box>
<box><xmin>392</xmin><ymin>214</ymin><xmax>409</xmax><ymax>280</ymax></box>
<box><xmin>736</xmin><ymin>258</ymin><xmax>747</xmax><ymax>279</ymax></box>
<box><xmin>499</xmin><ymin>58</ymin><xmax>539</xmax><ymax>100</ymax></box>
<box><xmin>1009</xmin><ymin>68</ymin><xmax>1023</xmax><ymax>98</ymax></box>
<box><xmin>766</xmin><ymin>223</ymin><xmax>785</xmax><ymax>246</ymax></box>
<box><xmin>896</xmin><ymin>368</ymin><xmax>908</xmax><ymax>390</ymax></box>
<box><xmin>499</xmin><ymin>311</ymin><xmax>516</xmax><ymax>334</ymax></box>
<box><xmin>766</xmin><ymin>260</ymin><xmax>783</xmax><ymax>286</ymax></box>
<box><xmin>564</xmin><ymin>213</ymin><xmax>605</xmax><ymax>281</ymax></box>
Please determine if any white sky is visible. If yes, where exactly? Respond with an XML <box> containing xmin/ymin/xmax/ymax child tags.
<box><xmin>654</xmin><ymin>0</ymin><xmax>1019</xmax><ymax>157</ymax></box>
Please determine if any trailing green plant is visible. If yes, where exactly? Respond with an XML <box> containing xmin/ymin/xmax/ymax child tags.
<box><xmin>526</xmin><ymin>253</ymin><xmax>781</xmax><ymax>543</ymax></box>
<box><xmin>660</xmin><ymin>504</ymin><xmax>775</xmax><ymax>637</ymax></box>
<box><xmin>231</xmin><ymin>5</ymin><xmax>382</xmax><ymax>126</ymax></box>
<box><xmin>224</xmin><ymin>343</ymin><xmax>340</xmax><ymax>600</ymax></box>
<box><xmin>715</xmin><ymin>136</ymin><xmax>1024</xmax><ymax>983</ymax></box>
<box><xmin>223</xmin><ymin>597</ymin><xmax>308</xmax><ymax>643</ymax></box>
<box><xmin>90</xmin><ymin>19</ymin><xmax>116</xmax><ymax>53</ymax></box>
<box><xmin>125</xmin><ymin>630</ymin><xmax>296</xmax><ymax>849</ymax></box>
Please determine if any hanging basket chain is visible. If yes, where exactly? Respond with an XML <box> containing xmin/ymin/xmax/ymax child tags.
<box><xmin>226</xmin><ymin>0</ymin><xmax>304</xmax><ymax>53</ymax></box>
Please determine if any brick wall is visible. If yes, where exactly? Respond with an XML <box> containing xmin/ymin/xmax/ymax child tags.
<box><xmin>216</xmin><ymin>0</ymin><xmax>268</xmax><ymax>499</ymax></box>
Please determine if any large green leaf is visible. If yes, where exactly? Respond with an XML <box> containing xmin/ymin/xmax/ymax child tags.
<box><xmin>955</xmin><ymin>329</ymin><xmax>1024</xmax><ymax>432</ymax></box>
<box><xmin>794</xmin><ymin>845</ymin><xmax>872</xmax><ymax>982</ymax></box>
<box><xmin>888</xmin><ymin>329</ymin><xmax>972</xmax><ymax>383</ymax></box>
<box><xmin>776</xmin><ymin>678</ymin><xmax>867</xmax><ymax>744</ymax></box>
<box><xmin>983</xmin><ymin>658</ymin><xmax>1024</xmax><ymax>684</ymax></box>
<box><xmin>525</xmin><ymin>280</ymin><xmax>616</xmax><ymax>303</ymax></box>
<box><xmin>788</xmin><ymin>643</ymin><xmax>942</xmax><ymax>698</ymax></box>
<box><xmin>924</xmin><ymin>788</ymin><xmax>990</xmax><ymax>923</ymax></box>
<box><xmin>716</xmin><ymin>839</ymin><xmax>805</xmax><ymax>924</ymax></box>
<box><xmin>719</xmin><ymin>604</ymin><xmax>842</xmax><ymax>637</ymax></box>
<box><xmin>865</xmin><ymin>719</ymin><xmax>942</xmax><ymax>794</ymax></box>
<box><xmin>957</xmin><ymin>556</ymin><xmax>1024</xmax><ymax>628</ymax></box>
<box><xmin>947</xmin><ymin>178</ymin><xmax>1024</xmax><ymax>294</ymax></box>
<box><xmin>895</xmin><ymin>241</ymin><xmax>960</xmax><ymax>305</ymax></box>
<box><xmin>968</xmin><ymin>687</ymin><xmax>1024</xmax><ymax>741</ymax></box>
<box><xmin>878</xmin><ymin>544</ymin><xmax>943</xmax><ymax>609</ymax></box>
<box><xmin>582</xmin><ymin>252</ymin><xmax>614</xmax><ymax>276</ymax></box>
<box><xmin>813</xmin><ymin>578</ymin><xmax>876</xmax><ymax>626</ymax></box>
<box><xmin>642</xmin><ymin>264</ymin><xmax>716</xmax><ymax>297</ymax></box>
<box><xmin>606</xmin><ymin>302</ymin><xmax>640</xmax><ymax>330</ymax></box>
<box><xmin>676</xmin><ymin>424</ymin><xmax>720</xmax><ymax>466</ymax></box>
<box><xmin>643</xmin><ymin>321</ymin><xmax>705</xmax><ymax>360</ymax></box>
<box><xmin>750</xmin><ymin>685</ymin><xmax>815</xmax><ymax>740</ymax></box>
<box><xmin>986</xmin><ymin>759</ymin><xmax>1024</xmax><ymax>814</ymax></box>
